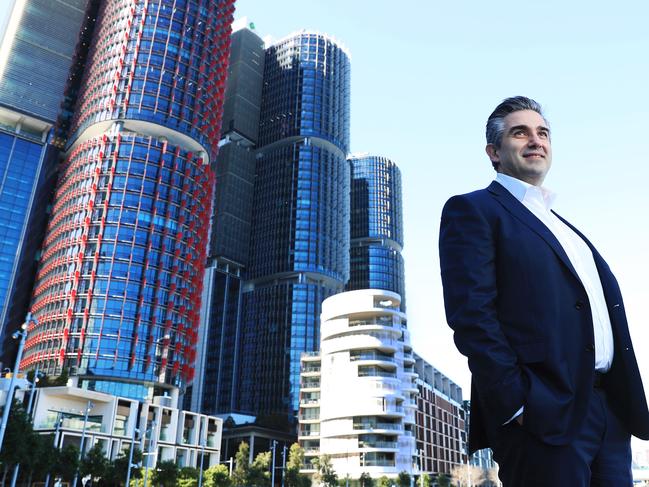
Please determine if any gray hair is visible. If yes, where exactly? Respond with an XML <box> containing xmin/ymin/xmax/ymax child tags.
<box><xmin>486</xmin><ymin>96</ymin><xmax>548</xmax><ymax>169</ymax></box>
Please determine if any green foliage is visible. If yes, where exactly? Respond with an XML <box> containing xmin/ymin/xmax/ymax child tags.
<box><xmin>285</xmin><ymin>443</ymin><xmax>310</xmax><ymax>487</ymax></box>
<box><xmin>397</xmin><ymin>471</ymin><xmax>410</xmax><ymax>487</ymax></box>
<box><xmin>376</xmin><ymin>476</ymin><xmax>392</xmax><ymax>487</ymax></box>
<box><xmin>248</xmin><ymin>451</ymin><xmax>271</xmax><ymax>487</ymax></box>
<box><xmin>80</xmin><ymin>443</ymin><xmax>109</xmax><ymax>482</ymax></box>
<box><xmin>231</xmin><ymin>442</ymin><xmax>250</xmax><ymax>487</ymax></box>
<box><xmin>203</xmin><ymin>464</ymin><xmax>231</xmax><ymax>487</ymax></box>
<box><xmin>420</xmin><ymin>473</ymin><xmax>431</xmax><ymax>487</ymax></box>
<box><xmin>53</xmin><ymin>444</ymin><xmax>80</xmax><ymax>482</ymax></box>
<box><xmin>152</xmin><ymin>460</ymin><xmax>179</xmax><ymax>487</ymax></box>
<box><xmin>435</xmin><ymin>474</ymin><xmax>450</xmax><ymax>487</ymax></box>
<box><xmin>314</xmin><ymin>455</ymin><xmax>337</xmax><ymax>487</ymax></box>
<box><xmin>130</xmin><ymin>468</ymin><xmax>152</xmax><ymax>487</ymax></box>
<box><xmin>0</xmin><ymin>400</ymin><xmax>33</xmax><ymax>467</ymax></box>
<box><xmin>105</xmin><ymin>446</ymin><xmax>143</xmax><ymax>486</ymax></box>
<box><xmin>359</xmin><ymin>472</ymin><xmax>373</xmax><ymax>487</ymax></box>
<box><xmin>178</xmin><ymin>466</ymin><xmax>200</xmax><ymax>487</ymax></box>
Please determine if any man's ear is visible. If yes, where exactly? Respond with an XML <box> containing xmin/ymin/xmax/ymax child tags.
<box><xmin>485</xmin><ymin>144</ymin><xmax>499</xmax><ymax>164</ymax></box>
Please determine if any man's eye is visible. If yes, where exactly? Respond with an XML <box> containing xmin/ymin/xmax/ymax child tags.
<box><xmin>539</xmin><ymin>131</ymin><xmax>549</xmax><ymax>138</ymax></box>
<box><xmin>512</xmin><ymin>130</ymin><xmax>526</xmax><ymax>137</ymax></box>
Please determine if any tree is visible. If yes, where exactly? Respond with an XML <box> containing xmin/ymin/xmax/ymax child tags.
<box><xmin>23</xmin><ymin>433</ymin><xmax>59</xmax><ymax>485</ymax></box>
<box><xmin>313</xmin><ymin>455</ymin><xmax>337</xmax><ymax>487</ymax></box>
<box><xmin>249</xmin><ymin>451</ymin><xmax>271</xmax><ymax>487</ymax></box>
<box><xmin>449</xmin><ymin>465</ymin><xmax>484</xmax><ymax>487</ymax></box>
<box><xmin>359</xmin><ymin>472</ymin><xmax>373</xmax><ymax>487</ymax></box>
<box><xmin>0</xmin><ymin>399</ymin><xmax>34</xmax><ymax>483</ymax></box>
<box><xmin>484</xmin><ymin>467</ymin><xmax>499</xmax><ymax>487</ymax></box>
<box><xmin>231</xmin><ymin>442</ymin><xmax>251</xmax><ymax>487</ymax></box>
<box><xmin>376</xmin><ymin>476</ymin><xmax>391</xmax><ymax>487</ymax></box>
<box><xmin>178</xmin><ymin>466</ymin><xmax>200</xmax><ymax>487</ymax></box>
<box><xmin>53</xmin><ymin>445</ymin><xmax>80</xmax><ymax>482</ymax></box>
<box><xmin>434</xmin><ymin>474</ymin><xmax>450</xmax><ymax>487</ymax></box>
<box><xmin>80</xmin><ymin>443</ymin><xmax>109</xmax><ymax>485</ymax></box>
<box><xmin>204</xmin><ymin>464</ymin><xmax>231</xmax><ymax>487</ymax></box>
<box><xmin>105</xmin><ymin>446</ymin><xmax>143</xmax><ymax>486</ymax></box>
<box><xmin>397</xmin><ymin>471</ymin><xmax>410</xmax><ymax>487</ymax></box>
<box><xmin>420</xmin><ymin>473</ymin><xmax>431</xmax><ymax>487</ymax></box>
<box><xmin>285</xmin><ymin>443</ymin><xmax>310</xmax><ymax>487</ymax></box>
<box><xmin>152</xmin><ymin>460</ymin><xmax>178</xmax><ymax>487</ymax></box>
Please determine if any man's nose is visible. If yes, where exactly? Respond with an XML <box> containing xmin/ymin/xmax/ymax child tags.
<box><xmin>528</xmin><ymin>134</ymin><xmax>544</xmax><ymax>147</ymax></box>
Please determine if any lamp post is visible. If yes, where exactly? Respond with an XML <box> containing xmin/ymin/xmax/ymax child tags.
<box><xmin>281</xmin><ymin>444</ymin><xmax>287</xmax><ymax>487</ymax></box>
<box><xmin>72</xmin><ymin>400</ymin><xmax>94</xmax><ymax>487</ymax></box>
<box><xmin>10</xmin><ymin>365</ymin><xmax>43</xmax><ymax>487</ymax></box>
<box><xmin>270</xmin><ymin>440</ymin><xmax>277</xmax><ymax>487</ymax></box>
<box><xmin>44</xmin><ymin>413</ymin><xmax>64</xmax><ymax>487</ymax></box>
<box><xmin>197</xmin><ymin>420</ymin><xmax>206</xmax><ymax>487</ymax></box>
<box><xmin>0</xmin><ymin>313</ymin><xmax>35</xmax><ymax>451</ymax></box>
<box><xmin>143</xmin><ymin>420</ymin><xmax>157</xmax><ymax>487</ymax></box>
<box><xmin>125</xmin><ymin>424</ymin><xmax>140</xmax><ymax>487</ymax></box>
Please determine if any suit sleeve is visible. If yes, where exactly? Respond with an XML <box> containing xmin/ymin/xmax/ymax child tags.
<box><xmin>439</xmin><ymin>194</ymin><xmax>526</xmax><ymax>425</ymax></box>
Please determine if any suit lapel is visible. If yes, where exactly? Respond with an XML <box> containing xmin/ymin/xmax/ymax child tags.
<box><xmin>486</xmin><ymin>181</ymin><xmax>582</xmax><ymax>283</ymax></box>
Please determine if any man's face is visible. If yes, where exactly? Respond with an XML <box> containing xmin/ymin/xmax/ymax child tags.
<box><xmin>486</xmin><ymin>109</ymin><xmax>552</xmax><ymax>186</ymax></box>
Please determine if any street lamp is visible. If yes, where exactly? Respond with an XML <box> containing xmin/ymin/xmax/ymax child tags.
<box><xmin>72</xmin><ymin>400</ymin><xmax>95</xmax><ymax>487</ymax></box>
<box><xmin>270</xmin><ymin>440</ymin><xmax>277</xmax><ymax>487</ymax></box>
<box><xmin>125</xmin><ymin>425</ymin><xmax>141</xmax><ymax>487</ymax></box>
<box><xmin>0</xmin><ymin>313</ymin><xmax>36</xmax><ymax>451</ymax></box>
<box><xmin>9</xmin><ymin>365</ymin><xmax>44</xmax><ymax>487</ymax></box>
<box><xmin>44</xmin><ymin>413</ymin><xmax>64</xmax><ymax>487</ymax></box>
<box><xmin>143</xmin><ymin>419</ymin><xmax>157</xmax><ymax>487</ymax></box>
<box><xmin>281</xmin><ymin>445</ymin><xmax>287</xmax><ymax>487</ymax></box>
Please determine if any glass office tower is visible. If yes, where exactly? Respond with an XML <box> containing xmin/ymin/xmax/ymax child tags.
<box><xmin>347</xmin><ymin>154</ymin><xmax>405</xmax><ymax>309</ymax></box>
<box><xmin>239</xmin><ymin>32</ymin><xmax>351</xmax><ymax>420</ymax></box>
<box><xmin>0</xmin><ymin>0</ymin><xmax>93</xmax><ymax>366</ymax></box>
<box><xmin>21</xmin><ymin>0</ymin><xmax>234</xmax><ymax>401</ymax></box>
<box><xmin>193</xmin><ymin>24</ymin><xmax>265</xmax><ymax>414</ymax></box>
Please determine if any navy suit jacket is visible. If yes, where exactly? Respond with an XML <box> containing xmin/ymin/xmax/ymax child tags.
<box><xmin>439</xmin><ymin>181</ymin><xmax>649</xmax><ymax>454</ymax></box>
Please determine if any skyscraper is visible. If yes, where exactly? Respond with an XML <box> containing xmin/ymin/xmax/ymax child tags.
<box><xmin>21</xmin><ymin>0</ymin><xmax>235</xmax><ymax>401</ymax></box>
<box><xmin>239</xmin><ymin>31</ymin><xmax>351</xmax><ymax>420</ymax></box>
<box><xmin>193</xmin><ymin>23</ymin><xmax>265</xmax><ymax>414</ymax></box>
<box><xmin>347</xmin><ymin>154</ymin><xmax>405</xmax><ymax>308</ymax></box>
<box><xmin>0</xmin><ymin>0</ymin><xmax>94</xmax><ymax>366</ymax></box>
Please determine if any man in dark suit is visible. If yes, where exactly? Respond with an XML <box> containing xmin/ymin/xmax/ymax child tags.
<box><xmin>439</xmin><ymin>96</ymin><xmax>649</xmax><ymax>486</ymax></box>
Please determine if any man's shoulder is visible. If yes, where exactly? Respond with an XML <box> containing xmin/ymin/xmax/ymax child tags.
<box><xmin>443</xmin><ymin>183</ymin><xmax>501</xmax><ymax>209</ymax></box>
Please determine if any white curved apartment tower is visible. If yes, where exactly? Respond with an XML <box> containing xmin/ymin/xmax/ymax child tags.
<box><xmin>300</xmin><ymin>289</ymin><xmax>417</xmax><ymax>478</ymax></box>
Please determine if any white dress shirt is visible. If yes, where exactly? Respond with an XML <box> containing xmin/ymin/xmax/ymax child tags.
<box><xmin>495</xmin><ymin>173</ymin><xmax>615</xmax><ymax>422</ymax></box>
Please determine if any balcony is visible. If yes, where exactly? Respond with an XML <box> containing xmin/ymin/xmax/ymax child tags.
<box><xmin>353</xmin><ymin>422</ymin><xmax>402</xmax><ymax>431</ymax></box>
<box><xmin>350</xmin><ymin>352</ymin><xmax>396</xmax><ymax>364</ymax></box>
<box><xmin>358</xmin><ymin>440</ymin><xmax>398</xmax><ymax>449</ymax></box>
<box><xmin>300</xmin><ymin>380</ymin><xmax>320</xmax><ymax>389</ymax></box>
<box><xmin>358</xmin><ymin>367</ymin><xmax>397</xmax><ymax>379</ymax></box>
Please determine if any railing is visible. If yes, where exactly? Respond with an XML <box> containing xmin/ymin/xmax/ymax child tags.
<box><xmin>362</xmin><ymin>459</ymin><xmax>395</xmax><ymax>467</ymax></box>
<box><xmin>299</xmin><ymin>429</ymin><xmax>320</xmax><ymax>437</ymax></box>
<box><xmin>301</xmin><ymin>380</ymin><xmax>320</xmax><ymax>388</ymax></box>
<box><xmin>302</xmin><ymin>366</ymin><xmax>321</xmax><ymax>373</ymax></box>
<box><xmin>353</xmin><ymin>422</ymin><xmax>402</xmax><ymax>431</ymax></box>
<box><xmin>359</xmin><ymin>441</ymin><xmax>398</xmax><ymax>449</ymax></box>
<box><xmin>360</xmin><ymin>371</ymin><xmax>396</xmax><ymax>378</ymax></box>
<box><xmin>350</xmin><ymin>353</ymin><xmax>396</xmax><ymax>363</ymax></box>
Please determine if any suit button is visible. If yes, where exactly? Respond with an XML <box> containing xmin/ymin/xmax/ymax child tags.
<box><xmin>575</xmin><ymin>301</ymin><xmax>584</xmax><ymax>310</ymax></box>
<box><xmin>585</xmin><ymin>344</ymin><xmax>595</xmax><ymax>352</ymax></box>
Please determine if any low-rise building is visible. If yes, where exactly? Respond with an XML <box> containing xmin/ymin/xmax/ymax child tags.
<box><xmin>31</xmin><ymin>385</ymin><xmax>222</xmax><ymax>468</ymax></box>
<box><xmin>414</xmin><ymin>354</ymin><xmax>466</xmax><ymax>477</ymax></box>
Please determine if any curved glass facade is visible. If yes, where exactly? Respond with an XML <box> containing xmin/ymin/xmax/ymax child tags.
<box><xmin>240</xmin><ymin>32</ymin><xmax>351</xmax><ymax>419</ymax></box>
<box><xmin>347</xmin><ymin>155</ymin><xmax>405</xmax><ymax>308</ymax></box>
<box><xmin>68</xmin><ymin>0</ymin><xmax>233</xmax><ymax>161</ymax></box>
<box><xmin>22</xmin><ymin>0</ymin><xmax>235</xmax><ymax>398</ymax></box>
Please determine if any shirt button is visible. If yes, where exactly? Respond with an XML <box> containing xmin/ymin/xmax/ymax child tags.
<box><xmin>575</xmin><ymin>301</ymin><xmax>584</xmax><ymax>310</ymax></box>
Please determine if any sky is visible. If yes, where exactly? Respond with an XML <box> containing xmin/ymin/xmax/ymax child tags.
<box><xmin>233</xmin><ymin>0</ymin><xmax>649</xmax><ymax>448</ymax></box>
<box><xmin>1</xmin><ymin>0</ymin><xmax>648</xmax><ymax>451</ymax></box>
